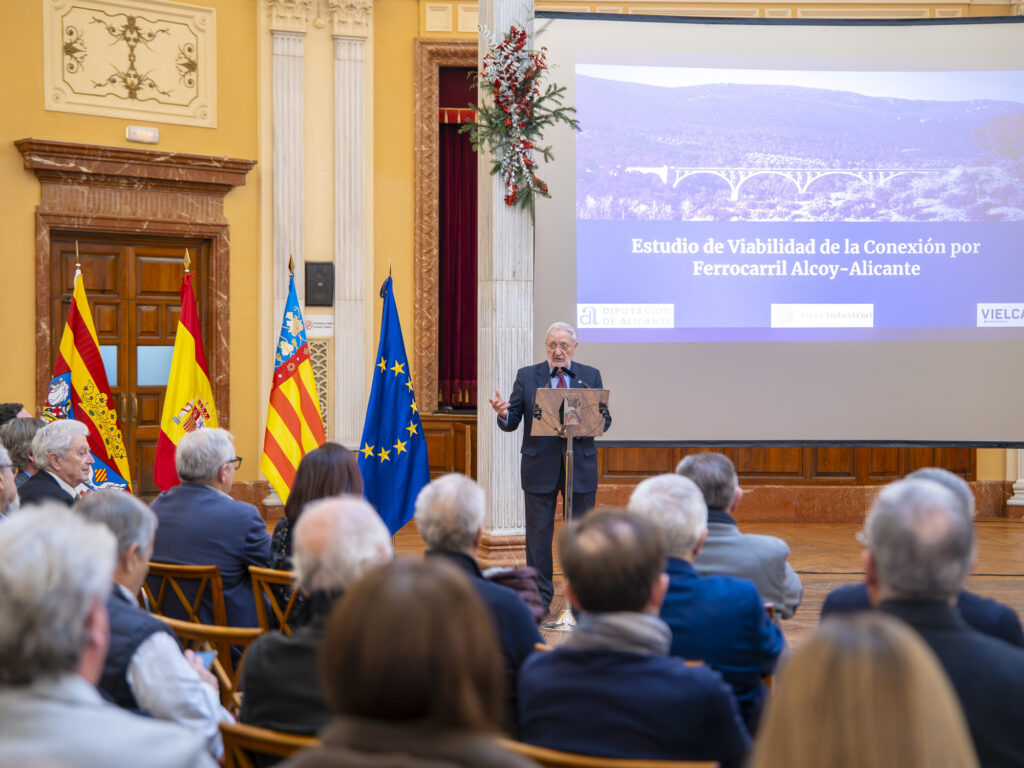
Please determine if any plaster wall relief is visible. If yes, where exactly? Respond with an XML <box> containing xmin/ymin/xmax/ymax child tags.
<box><xmin>43</xmin><ymin>0</ymin><xmax>215</xmax><ymax>127</ymax></box>
<box><xmin>329</xmin><ymin>0</ymin><xmax>374</xmax><ymax>36</ymax></box>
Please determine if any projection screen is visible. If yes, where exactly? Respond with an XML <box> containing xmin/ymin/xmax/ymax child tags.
<box><xmin>532</xmin><ymin>14</ymin><xmax>1024</xmax><ymax>444</ymax></box>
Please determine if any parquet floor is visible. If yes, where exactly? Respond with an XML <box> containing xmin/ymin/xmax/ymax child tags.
<box><xmin>394</xmin><ymin>519</ymin><xmax>1024</xmax><ymax>648</ymax></box>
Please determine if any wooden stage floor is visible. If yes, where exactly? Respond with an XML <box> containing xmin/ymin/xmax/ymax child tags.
<box><xmin>395</xmin><ymin>519</ymin><xmax>1024</xmax><ymax>648</ymax></box>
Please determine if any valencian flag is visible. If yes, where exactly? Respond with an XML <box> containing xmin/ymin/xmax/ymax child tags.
<box><xmin>358</xmin><ymin>277</ymin><xmax>430</xmax><ymax>534</ymax></box>
<box><xmin>42</xmin><ymin>268</ymin><xmax>132</xmax><ymax>493</ymax></box>
<box><xmin>260</xmin><ymin>271</ymin><xmax>326</xmax><ymax>502</ymax></box>
<box><xmin>153</xmin><ymin>264</ymin><xmax>218</xmax><ymax>490</ymax></box>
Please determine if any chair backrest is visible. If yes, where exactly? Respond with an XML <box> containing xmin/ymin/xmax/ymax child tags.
<box><xmin>249</xmin><ymin>565</ymin><xmax>300</xmax><ymax>635</ymax></box>
<box><xmin>220</xmin><ymin>722</ymin><xmax>318</xmax><ymax>768</ymax></box>
<box><xmin>499</xmin><ymin>740</ymin><xmax>718</xmax><ymax>768</ymax></box>
<box><xmin>144</xmin><ymin>561</ymin><xmax>228</xmax><ymax>626</ymax></box>
<box><xmin>156</xmin><ymin>615</ymin><xmax>264</xmax><ymax>713</ymax></box>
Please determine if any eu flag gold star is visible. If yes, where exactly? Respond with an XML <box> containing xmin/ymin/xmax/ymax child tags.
<box><xmin>405</xmin><ymin>380</ymin><xmax>414</xmax><ymax>392</ymax></box>
<box><xmin>405</xmin><ymin>421</ymin><xmax>418</xmax><ymax>437</ymax></box>
<box><xmin>393</xmin><ymin>438</ymin><xmax>407</xmax><ymax>455</ymax></box>
<box><xmin>377</xmin><ymin>357</ymin><xmax>387</xmax><ymax>373</ymax></box>
<box><xmin>410</xmin><ymin>400</ymin><xmax>418</xmax><ymax>414</ymax></box>
<box><xmin>390</xmin><ymin>361</ymin><xmax>405</xmax><ymax>377</ymax></box>
<box><xmin>378</xmin><ymin>448</ymin><xmax>391</xmax><ymax>462</ymax></box>
<box><xmin>360</xmin><ymin>443</ymin><xmax>375</xmax><ymax>459</ymax></box>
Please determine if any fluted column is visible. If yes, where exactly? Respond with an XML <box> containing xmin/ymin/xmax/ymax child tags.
<box><xmin>1008</xmin><ymin>450</ymin><xmax>1024</xmax><ymax>512</ymax></box>
<box><xmin>477</xmin><ymin>0</ymin><xmax>535</xmax><ymax>565</ymax></box>
<box><xmin>331</xmin><ymin>0</ymin><xmax>372</xmax><ymax>448</ymax></box>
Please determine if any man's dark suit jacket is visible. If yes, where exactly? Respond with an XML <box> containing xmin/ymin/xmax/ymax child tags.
<box><xmin>17</xmin><ymin>470</ymin><xmax>74</xmax><ymax>507</ymax></box>
<box><xmin>660</xmin><ymin>557</ymin><xmax>784</xmax><ymax>734</ymax></box>
<box><xmin>822</xmin><ymin>583</ymin><xmax>1024</xmax><ymax>648</ymax></box>
<box><xmin>150</xmin><ymin>481</ymin><xmax>270</xmax><ymax>627</ymax></box>
<box><xmin>518</xmin><ymin>646</ymin><xmax>749</xmax><ymax>768</ymax></box>
<box><xmin>497</xmin><ymin>361</ymin><xmax>609</xmax><ymax>494</ymax></box>
<box><xmin>880</xmin><ymin>599</ymin><xmax>1024</xmax><ymax>768</ymax></box>
<box><xmin>426</xmin><ymin>550</ymin><xmax>542</xmax><ymax>734</ymax></box>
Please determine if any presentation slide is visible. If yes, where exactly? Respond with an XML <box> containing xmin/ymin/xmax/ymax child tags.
<box><xmin>534</xmin><ymin>16</ymin><xmax>1024</xmax><ymax>443</ymax></box>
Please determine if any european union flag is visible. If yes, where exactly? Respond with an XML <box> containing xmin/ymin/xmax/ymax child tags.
<box><xmin>358</xmin><ymin>277</ymin><xmax>431</xmax><ymax>534</ymax></box>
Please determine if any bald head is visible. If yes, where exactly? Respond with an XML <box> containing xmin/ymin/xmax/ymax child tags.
<box><xmin>293</xmin><ymin>496</ymin><xmax>393</xmax><ymax>594</ymax></box>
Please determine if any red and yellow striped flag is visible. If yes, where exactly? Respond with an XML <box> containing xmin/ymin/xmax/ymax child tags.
<box><xmin>42</xmin><ymin>268</ymin><xmax>132</xmax><ymax>493</ymax></box>
<box><xmin>260</xmin><ymin>273</ymin><xmax>326</xmax><ymax>501</ymax></box>
<box><xmin>153</xmin><ymin>271</ymin><xmax>218</xmax><ymax>490</ymax></box>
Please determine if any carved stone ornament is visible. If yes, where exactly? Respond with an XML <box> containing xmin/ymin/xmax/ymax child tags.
<box><xmin>328</xmin><ymin>0</ymin><xmax>373</xmax><ymax>37</ymax></box>
<box><xmin>268</xmin><ymin>0</ymin><xmax>314</xmax><ymax>33</ymax></box>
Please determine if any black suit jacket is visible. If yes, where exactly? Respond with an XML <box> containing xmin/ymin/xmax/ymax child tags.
<box><xmin>881</xmin><ymin>599</ymin><xmax>1024</xmax><ymax>768</ymax></box>
<box><xmin>17</xmin><ymin>470</ymin><xmax>74</xmax><ymax>507</ymax></box>
<box><xmin>498</xmin><ymin>362</ymin><xmax>610</xmax><ymax>494</ymax></box>
<box><xmin>822</xmin><ymin>583</ymin><xmax>1024</xmax><ymax>648</ymax></box>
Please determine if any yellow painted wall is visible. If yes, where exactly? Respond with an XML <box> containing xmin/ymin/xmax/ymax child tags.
<box><xmin>0</xmin><ymin>0</ymin><xmax>262</xmax><ymax>480</ymax></box>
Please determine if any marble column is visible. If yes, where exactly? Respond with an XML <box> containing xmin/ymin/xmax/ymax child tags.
<box><xmin>1007</xmin><ymin>450</ymin><xmax>1024</xmax><ymax>511</ymax></box>
<box><xmin>331</xmin><ymin>1</ymin><xmax>373</xmax><ymax>449</ymax></box>
<box><xmin>476</xmin><ymin>0</ymin><xmax>535</xmax><ymax>566</ymax></box>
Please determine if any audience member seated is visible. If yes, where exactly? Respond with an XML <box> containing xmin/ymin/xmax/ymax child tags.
<box><xmin>750</xmin><ymin>613</ymin><xmax>978</xmax><ymax>768</ymax></box>
<box><xmin>76</xmin><ymin>490</ymin><xmax>233</xmax><ymax>758</ymax></box>
<box><xmin>151</xmin><ymin>428</ymin><xmax>270</xmax><ymax>627</ymax></box>
<box><xmin>517</xmin><ymin>509</ymin><xmax>750</xmax><ymax>767</ymax></box>
<box><xmin>861</xmin><ymin>477</ymin><xmax>1024</xmax><ymax>767</ymax></box>
<box><xmin>240</xmin><ymin>496</ymin><xmax>392</xmax><ymax>737</ymax></box>
<box><xmin>628</xmin><ymin>474</ymin><xmax>784</xmax><ymax>734</ymax></box>
<box><xmin>0</xmin><ymin>402</ymin><xmax>29</xmax><ymax>426</ymax></box>
<box><xmin>278</xmin><ymin>558</ymin><xmax>536</xmax><ymax>768</ymax></box>
<box><xmin>18</xmin><ymin>418</ymin><xmax>93</xmax><ymax>507</ymax></box>
<box><xmin>0</xmin><ymin>444</ymin><xmax>19</xmax><ymax>518</ymax></box>
<box><xmin>821</xmin><ymin>467</ymin><xmax>1024</xmax><ymax>648</ymax></box>
<box><xmin>678</xmin><ymin>452</ymin><xmax>802</xmax><ymax>618</ymax></box>
<box><xmin>415</xmin><ymin>474</ymin><xmax>543</xmax><ymax>734</ymax></box>
<box><xmin>0</xmin><ymin>415</ymin><xmax>43</xmax><ymax>490</ymax></box>
<box><xmin>0</xmin><ymin>503</ymin><xmax>216</xmax><ymax>768</ymax></box>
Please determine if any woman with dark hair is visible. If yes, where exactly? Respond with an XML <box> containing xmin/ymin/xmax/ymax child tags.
<box><xmin>270</xmin><ymin>442</ymin><xmax>363</xmax><ymax>572</ymax></box>
<box><xmin>279</xmin><ymin>558</ymin><xmax>537</xmax><ymax>768</ymax></box>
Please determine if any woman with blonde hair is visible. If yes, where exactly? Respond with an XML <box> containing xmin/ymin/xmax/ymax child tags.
<box><xmin>751</xmin><ymin>612</ymin><xmax>978</xmax><ymax>768</ymax></box>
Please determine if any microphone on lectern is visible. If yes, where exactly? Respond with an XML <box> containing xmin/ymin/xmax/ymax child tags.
<box><xmin>559</xmin><ymin>367</ymin><xmax>590</xmax><ymax>388</ymax></box>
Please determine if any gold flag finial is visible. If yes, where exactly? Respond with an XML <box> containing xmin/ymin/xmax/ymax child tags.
<box><xmin>184</xmin><ymin>248</ymin><xmax>191</xmax><ymax>273</ymax></box>
<box><xmin>288</xmin><ymin>255</ymin><xmax>295</xmax><ymax>275</ymax></box>
<box><xmin>75</xmin><ymin>240</ymin><xmax>81</xmax><ymax>270</ymax></box>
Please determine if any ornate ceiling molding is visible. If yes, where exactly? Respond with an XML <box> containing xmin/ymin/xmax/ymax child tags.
<box><xmin>328</xmin><ymin>0</ymin><xmax>373</xmax><ymax>37</ymax></box>
<box><xmin>267</xmin><ymin>0</ymin><xmax>314</xmax><ymax>33</ymax></box>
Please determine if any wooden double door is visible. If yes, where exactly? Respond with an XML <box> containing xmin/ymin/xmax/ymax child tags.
<box><xmin>50</xmin><ymin>235</ymin><xmax>212</xmax><ymax>498</ymax></box>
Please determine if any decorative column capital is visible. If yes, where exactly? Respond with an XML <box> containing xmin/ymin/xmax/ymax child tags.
<box><xmin>328</xmin><ymin>0</ymin><xmax>373</xmax><ymax>38</ymax></box>
<box><xmin>1014</xmin><ymin>2</ymin><xmax>1024</xmax><ymax>15</ymax></box>
<box><xmin>267</xmin><ymin>0</ymin><xmax>314</xmax><ymax>33</ymax></box>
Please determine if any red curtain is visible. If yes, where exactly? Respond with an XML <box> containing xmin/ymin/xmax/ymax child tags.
<box><xmin>438</xmin><ymin>122</ymin><xmax>477</xmax><ymax>409</ymax></box>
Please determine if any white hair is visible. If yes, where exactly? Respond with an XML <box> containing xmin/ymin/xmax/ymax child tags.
<box><xmin>31</xmin><ymin>419</ymin><xmax>89</xmax><ymax>471</ymax></box>
<box><xmin>545</xmin><ymin>322</ymin><xmax>577</xmax><ymax>343</ymax></box>
<box><xmin>0</xmin><ymin>503</ymin><xmax>116</xmax><ymax>683</ymax></box>
<box><xmin>294</xmin><ymin>496</ymin><xmax>393</xmax><ymax>594</ymax></box>
<box><xmin>628</xmin><ymin>474</ymin><xmax>708</xmax><ymax>557</ymax></box>
<box><xmin>414</xmin><ymin>474</ymin><xmax>485</xmax><ymax>553</ymax></box>
<box><xmin>176</xmin><ymin>427</ymin><xmax>234</xmax><ymax>482</ymax></box>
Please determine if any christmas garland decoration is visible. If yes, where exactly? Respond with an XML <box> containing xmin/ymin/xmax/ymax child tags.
<box><xmin>462</xmin><ymin>25</ymin><xmax>579</xmax><ymax>216</ymax></box>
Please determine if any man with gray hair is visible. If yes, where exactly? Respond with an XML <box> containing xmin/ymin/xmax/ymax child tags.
<box><xmin>151</xmin><ymin>428</ymin><xmax>270</xmax><ymax>627</ymax></box>
<box><xmin>489</xmin><ymin>322</ymin><xmax>612</xmax><ymax>612</ymax></box>
<box><xmin>0</xmin><ymin>444</ymin><xmax>18</xmax><ymax>518</ymax></box>
<box><xmin>628</xmin><ymin>474</ymin><xmax>783</xmax><ymax>734</ymax></box>
<box><xmin>415</xmin><ymin>473</ymin><xmax>542</xmax><ymax>733</ymax></box>
<box><xmin>822</xmin><ymin>467</ymin><xmax>1024</xmax><ymax>647</ymax></box>
<box><xmin>677</xmin><ymin>452</ymin><xmax>802</xmax><ymax>618</ymax></box>
<box><xmin>240</xmin><ymin>495</ymin><xmax>392</xmax><ymax>736</ymax></box>
<box><xmin>18</xmin><ymin>418</ymin><xmax>93</xmax><ymax>507</ymax></box>
<box><xmin>863</xmin><ymin>477</ymin><xmax>1024</xmax><ymax>768</ymax></box>
<box><xmin>76</xmin><ymin>491</ymin><xmax>232</xmax><ymax>759</ymax></box>
<box><xmin>0</xmin><ymin>503</ymin><xmax>215</xmax><ymax>767</ymax></box>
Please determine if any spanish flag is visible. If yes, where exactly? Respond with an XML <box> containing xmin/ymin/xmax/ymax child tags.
<box><xmin>153</xmin><ymin>271</ymin><xmax>218</xmax><ymax>490</ymax></box>
<box><xmin>260</xmin><ymin>272</ymin><xmax>326</xmax><ymax>501</ymax></box>
<box><xmin>42</xmin><ymin>269</ymin><xmax>132</xmax><ymax>493</ymax></box>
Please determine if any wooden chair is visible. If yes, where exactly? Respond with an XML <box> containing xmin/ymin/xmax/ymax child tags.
<box><xmin>220</xmin><ymin>722</ymin><xmax>318</xmax><ymax>768</ymax></box>
<box><xmin>143</xmin><ymin>562</ymin><xmax>228</xmax><ymax>626</ymax></box>
<box><xmin>156</xmin><ymin>615</ymin><xmax>264</xmax><ymax>713</ymax></box>
<box><xmin>499</xmin><ymin>740</ymin><xmax>717</xmax><ymax>768</ymax></box>
<box><xmin>250</xmin><ymin>565</ymin><xmax>300</xmax><ymax>635</ymax></box>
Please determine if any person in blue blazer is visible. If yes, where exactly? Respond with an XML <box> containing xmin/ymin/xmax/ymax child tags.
<box><xmin>150</xmin><ymin>428</ymin><xmax>270</xmax><ymax>627</ymax></box>
<box><xmin>489</xmin><ymin>322</ymin><xmax>611</xmax><ymax>610</ymax></box>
